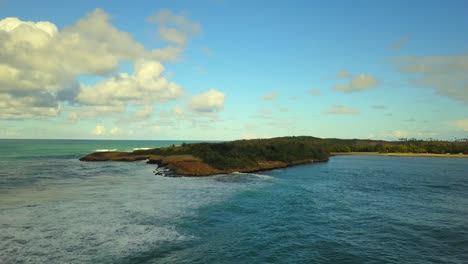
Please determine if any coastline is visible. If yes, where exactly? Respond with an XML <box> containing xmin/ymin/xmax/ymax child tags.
<box><xmin>79</xmin><ymin>136</ymin><xmax>468</xmax><ymax>177</ymax></box>
<box><xmin>331</xmin><ymin>152</ymin><xmax>468</xmax><ymax>158</ymax></box>
<box><xmin>80</xmin><ymin>151</ymin><xmax>329</xmax><ymax>176</ymax></box>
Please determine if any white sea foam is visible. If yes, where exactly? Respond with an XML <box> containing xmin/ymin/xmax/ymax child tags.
<box><xmin>94</xmin><ymin>149</ymin><xmax>117</xmax><ymax>152</ymax></box>
<box><xmin>0</xmin><ymin>161</ymin><xmax>264</xmax><ymax>263</ymax></box>
<box><xmin>229</xmin><ymin>172</ymin><xmax>274</xmax><ymax>179</ymax></box>
<box><xmin>133</xmin><ymin>147</ymin><xmax>151</xmax><ymax>151</ymax></box>
<box><xmin>249</xmin><ymin>173</ymin><xmax>274</xmax><ymax>179</ymax></box>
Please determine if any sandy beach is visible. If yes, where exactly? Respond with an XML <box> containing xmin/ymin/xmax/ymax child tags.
<box><xmin>331</xmin><ymin>152</ymin><xmax>468</xmax><ymax>158</ymax></box>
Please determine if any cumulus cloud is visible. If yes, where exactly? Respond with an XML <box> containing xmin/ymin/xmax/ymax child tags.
<box><xmin>148</xmin><ymin>9</ymin><xmax>201</xmax><ymax>34</ymax></box>
<box><xmin>260</xmin><ymin>91</ymin><xmax>278</xmax><ymax>101</ymax></box>
<box><xmin>92</xmin><ymin>125</ymin><xmax>106</xmax><ymax>135</ymax></box>
<box><xmin>77</xmin><ymin>60</ymin><xmax>184</xmax><ymax>108</ymax></box>
<box><xmin>0</xmin><ymin>93</ymin><xmax>61</xmax><ymax>119</ymax></box>
<box><xmin>0</xmin><ymin>10</ymin><xmax>145</xmax><ymax>81</ymax></box>
<box><xmin>173</xmin><ymin>103</ymin><xmax>185</xmax><ymax>117</ymax></box>
<box><xmin>158</xmin><ymin>27</ymin><xmax>187</xmax><ymax>46</ymax></box>
<box><xmin>148</xmin><ymin>9</ymin><xmax>200</xmax><ymax>62</ymax></box>
<box><xmin>450</xmin><ymin>120</ymin><xmax>468</xmax><ymax>131</ymax></box>
<box><xmin>0</xmin><ymin>8</ymin><xmax>204</xmax><ymax>121</ymax></box>
<box><xmin>67</xmin><ymin>105</ymin><xmax>125</xmax><ymax>121</ymax></box>
<box><xmin>333</xmin><ymin>74</ymin><xmax>380</xmax><ymax>93</ymax></box>
<box><xmin>151</xmin><ymin>46</ymin><xmax>183</xmax><ymax>62</ymax></box>
<box><xmin>188</xmin><ymin>89</ymin><xmax>225</xmax><ymax>113</ymax></box>
<box><xmin>393</xmin><ymin>55</ymin><xmax>468</xmax><ymax>104</ymax></box>
<box><xmin>323</xmin><ymin>105</ymin><xmax>360</xmax><ymax>115</ymax></box>
<box><xmin>134</xmin><ymin>106</ymin><xmax>153</xmax><ymax>119</ymax></box>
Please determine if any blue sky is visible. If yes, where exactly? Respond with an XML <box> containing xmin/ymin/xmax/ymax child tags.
<box><xmin>0</xmin><ymin>0</ymin><xmax>467</xmax><ymax>140</ymax></box>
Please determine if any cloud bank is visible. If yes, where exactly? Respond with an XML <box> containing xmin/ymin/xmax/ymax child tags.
<box><xmin>0</xmin><ymin>8</ymin><xmax>221</xmax><ymax>123</ymax></box>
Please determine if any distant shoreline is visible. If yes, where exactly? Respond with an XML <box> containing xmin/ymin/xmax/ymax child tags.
<box><xmin>331</xmin><ymin>152</ymin><xmax>468</xmax><ymax>158</ymax></box>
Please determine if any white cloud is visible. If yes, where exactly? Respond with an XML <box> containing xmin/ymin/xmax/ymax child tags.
<box><xmin>133</xmin><ymin>106</ymin><xmax>153</xmax><ymax>120</ymax></box>
<box><xmin>151</xmin><ymin>46</ymin><xmax>183</xmax><ymax>62</ymax></box>
<box><xmin>92</xmin><ymin>125</ymin><xmax>106</xmax><ymax>135</ymax></box>
<box><xmin>67</xmin><ymin>105</ymin><xmax>125</xmax><ymax>121</ymax></box>
<box><xmin>0</xmin><ymin>93</ymin><xmax>61</xmax><ymax>120</ymax></box>
<box><xmin>173</xmin><ymin>104</ymin><xmax>184</xmax><ymax>116</ymax></box>
<box><xmin>0</xmin><ymin>9</ymin><xmax>200</xmax><ymax>121</ymax></box>
<box><xmin>323</xmin><ymin>105</ymin><xmax>359</xmax><ymax>115</ymax></box>
<box><xmin>147</xmin><ymin>9</ymin><xmax>200</xmax><ymax>62</ymax></box>
<box><xmin>148</xmin><ymin>9</ymin><xmax>201</xmax><ymax>35</ymax></box>
<box><xmin>393</xmin><ymin>55</ymin><xmax>468</xmax><ymax>104</ymax></box>
<box><xmin>0</xmin><ymin>10</ymin><xmax>144</xmax><ymax>119</ymax></box>
<box><xmin>260</xmin><ymin>91</ymin><xmax>278</xmax><ymax>101</ymax></box>
<box><xmin>188</xmin><ymin>89</ymin><xmax>225</xmax><ymax>113</ymax></box>
<box><xmin>158</xmin><ymin>27</ymin><xmax>187</xmax><ymax>47</ymax></box>
<box><xmin>76</xmin><ymin>60</ymin><xmax>184</xmax><ymax>107</ymax></box>
<box><xmin>0</xmin><ymin>10</ymin><xmax>145</xmax><ymax>79</ymax></box>
<box><xmin>450</xmin><ymin>120</ymin><xmax>468</xmax><ymax>131</ymax></box>
<box><xmin>333</xmin><ymin>74</ymin><xmax>380</xmax><ymax>93</ymax></box>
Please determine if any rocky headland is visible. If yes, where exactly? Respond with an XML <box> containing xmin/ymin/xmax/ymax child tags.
<box><xmin>79</xmin><ymin>137</ymin><xmax>330</xmax><ymax>176</ymax></box>
<box><xmin>80</xmin><ymin>136</ymin><xmax>468</xmax><ymax>176</ymax></box>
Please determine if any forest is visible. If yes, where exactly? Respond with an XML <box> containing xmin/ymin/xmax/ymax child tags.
<box><xmin>325</xmin><ymin>137</ymin><xmax>468</xmax><ymax>154</ymax></box>
<box><xmin>132</xmin><ymin>136</ymin><xmax>468</xmax><ymax>170</ymax></box>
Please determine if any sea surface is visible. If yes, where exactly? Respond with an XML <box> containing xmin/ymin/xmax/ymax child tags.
<box><xmin>0</xmin><ymin>139</ymin><xmax>467</xmax><ymax>264</ymax></box>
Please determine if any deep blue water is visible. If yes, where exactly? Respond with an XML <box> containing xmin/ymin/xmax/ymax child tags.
<box><xmin>0</xmin><ymin>139</ymin><xmax>467</xmax><ymax>263</ymax></box>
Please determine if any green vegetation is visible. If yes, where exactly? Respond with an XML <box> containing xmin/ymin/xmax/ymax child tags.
<box><xmin>82</xmin><ymin>136</ymin><xmax>468</xmax><ymax>176</ymax></box>
<box><xmin>134</xmin><ymin>136</ymin><xmax>329</xmax><ymax>170</ymax></box>
<box><xmin>133</xmin><ymin>136</ymin><xmax>468</xmax><ymax>170</ymax></box>
<box><xmin>325</xmin><ymin>138</ymin><xmax>468</xmax><ymax>154</ymax></box>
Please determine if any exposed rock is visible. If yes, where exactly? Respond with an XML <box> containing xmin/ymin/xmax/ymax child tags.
<box><xmin>79</xmin><ymin>137</ymin><xmax>331</xmax><ymax>176</ymax></box>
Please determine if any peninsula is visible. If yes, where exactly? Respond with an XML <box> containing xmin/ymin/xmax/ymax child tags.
<box><xmin>80</xmin><ymin>136</ymin><xmax>468</xmax><ymax>176</ymax></box>
<box><xmin>80</xmin><ymin>137</ymin><xmax>330</xmax><ymax>176</ymax></box>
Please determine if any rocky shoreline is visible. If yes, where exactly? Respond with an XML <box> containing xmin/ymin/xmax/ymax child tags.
<box><xmin>79</xmin><ymin>151</ymin><xmax>329</xmax><ymax>177</ymax></box>
<box><xmin>79</xmin><ymin>137</ymin><xmax>334</xmax><ymax>176</ymax></box>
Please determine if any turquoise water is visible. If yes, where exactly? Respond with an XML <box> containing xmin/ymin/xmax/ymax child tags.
<box><xmin>1</xmin><ymin>140</ymin><xmax>467</xmax><ymax>263</ymax></box>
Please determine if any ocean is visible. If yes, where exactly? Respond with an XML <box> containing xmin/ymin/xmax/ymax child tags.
<box><xmin>0</xmin><ymin>139</ymin><xmax>467</xmax><ymax>263</ymax></box>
